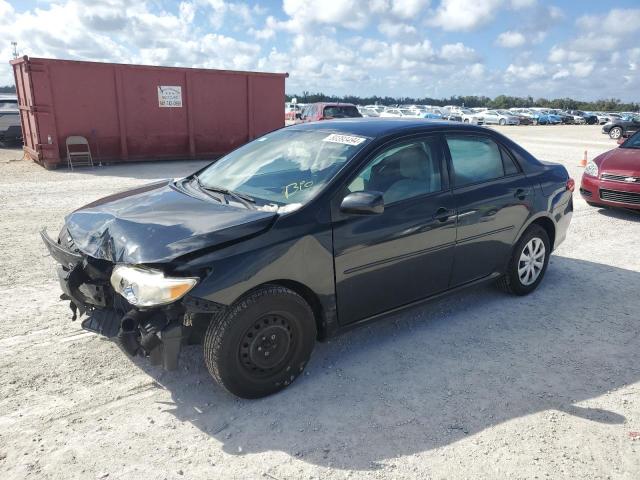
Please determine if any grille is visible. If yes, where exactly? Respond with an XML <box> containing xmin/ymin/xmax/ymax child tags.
<box><xmin>601</xmin><ymin>172</ymin><xmax>640</xmax><ymax>183</ymax></box>
<box><xmin>599</xmin><ymin>189</ymin><xmax>640</xmax><ymax>205</ymax></box>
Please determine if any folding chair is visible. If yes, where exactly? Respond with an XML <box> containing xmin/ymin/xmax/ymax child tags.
<box><xmin>66</xmin><ymin>136</ymin><xmax>94</xmax><ymax>169</ymax></box>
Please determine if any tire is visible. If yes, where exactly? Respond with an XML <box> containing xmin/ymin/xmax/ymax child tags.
<box><xmin>497</xmin><ymin>224</ymin><xmax>551</xmax><ymax>296</ymax></box>
<box><xmin>499</xmin><ymin>119</ymin><xmax>506</xmax><ymax>126</ymax></box>
<box><xmin>203</xmin><ymin>285</ymin><xmax>316</xmax><ymax>399</ymax></box>
<box><xmin>464</xmin><ymin>118</ymin><xmax>470</xmax><ymax>123</ymax></box>
<box><xmin>609</xmin><ymin>127</ymin><xmax>623</xmax><ymax>139</ymax></box>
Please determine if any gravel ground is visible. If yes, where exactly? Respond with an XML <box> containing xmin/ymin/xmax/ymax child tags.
<box><xmin>1</xmin><ymin>125</ymin><xmax>639</xmax><ymax>480</ymax></box>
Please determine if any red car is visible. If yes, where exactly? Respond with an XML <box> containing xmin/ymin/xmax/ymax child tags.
<box><xmin>298</xmin><ymin>102</ymin><xmax>362</xmax><ymax>122</ymax></box>
<box><xmin>580</xmin><ymin>132</ymin><xmax>640</xmax><ymax>209</ymax></box>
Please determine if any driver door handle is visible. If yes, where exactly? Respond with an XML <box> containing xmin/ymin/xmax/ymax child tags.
<box><xmin>515</xmin><ymin>188</ymin><xmax>528</xmax><ymax>200</ymax></box>
<box><xmin>433</xmin><ymin>207</ymin><xmax>454</xmax><ymax>223</ymax></box>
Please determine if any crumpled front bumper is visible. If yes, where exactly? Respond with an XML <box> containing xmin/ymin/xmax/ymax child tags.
<box><xmin>41</xmin><ymin>228</ymin><xmax>224</xmax><ymax>370</ymax></box>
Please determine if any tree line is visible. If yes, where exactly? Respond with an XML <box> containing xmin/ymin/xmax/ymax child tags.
<box><xmin>287</xmin><ymin>92</ymin><xmax>639</xmax><ymax>112</ymax></box>
<box><xmin>2</xmin><ymin>83</ymin><xmax>637</xmax><ymax>112</ymax></box>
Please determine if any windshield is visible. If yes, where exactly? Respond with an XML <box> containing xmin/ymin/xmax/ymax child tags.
<box><xmin>323</xmin><ymin>105</ymin><xmax>361</xmax><ymax>118</ymax></box>
<box><xmin>196</xmin><ymin>129</ymin><xmax>370</xmax><ymax>206</ymax></box>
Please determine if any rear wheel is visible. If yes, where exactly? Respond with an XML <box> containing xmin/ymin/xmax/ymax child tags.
<box><xmin>497</xmin><ymin>224</ymin><xmax>550</xmax><ymax>295</ymax></box>
<box><xmin>203</xmin><ymin>285</ymin><xmax>316</xmax><ymax>398</ymax></box>
<box><xmin>499</xmin><ymin>119</ymin><xmax>507</xmax><ymax>126</ymax></box>
<box><xmin>609</xmin><ymin>127</ymin><xmax>623</xmax><ymax>139</ymax></box>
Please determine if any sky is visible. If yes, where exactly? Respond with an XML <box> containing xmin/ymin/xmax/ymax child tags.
<box><xmin>1</xmin><ymin>0</ymin><xmax>639</xmax><ymax>101</ymax></box>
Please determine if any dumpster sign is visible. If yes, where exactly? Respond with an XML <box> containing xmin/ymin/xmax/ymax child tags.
<box><xmin>157</xmin><ymin>86</ymin><xmax>182</xmax><ymax>107</ymax></box>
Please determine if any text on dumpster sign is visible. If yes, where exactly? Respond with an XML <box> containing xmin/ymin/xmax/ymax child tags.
<box><xmin>158</xmin><ymin>86</ymin><xmax>183</xmax><ymax>108</ymax></box>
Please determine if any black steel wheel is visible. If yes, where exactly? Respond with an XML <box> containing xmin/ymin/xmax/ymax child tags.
<box><xmin>203</xmin><ymin>285</ymin><xmax>316</xmax><ymax>398</ymax></box>
<box><xmin>239</xmin><ymin>314</ymin><xmax>294</xmax><ymax>376</ymax></box>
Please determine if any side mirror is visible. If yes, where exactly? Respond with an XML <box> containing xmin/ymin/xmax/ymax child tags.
<box><xmin>340</xmin><ymin>191</ymin><xmax>384</xmax><ymax>215</ymax></box>
<box><xmin>617</xmin><ymin>137</ymin><xmax>626</xmax><ymax>145</ymax></box>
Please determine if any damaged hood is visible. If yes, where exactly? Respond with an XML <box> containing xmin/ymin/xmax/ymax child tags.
<box><xmin>64</xmin><ymin>180</ymin><xmax>277</xmax><ymax>264</ymax></box>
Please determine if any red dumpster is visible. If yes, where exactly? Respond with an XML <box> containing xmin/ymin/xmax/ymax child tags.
<box><xmin>11</xmin><ymin>56</ymin><xmax>288</xmax><ymax>169</ymax></box>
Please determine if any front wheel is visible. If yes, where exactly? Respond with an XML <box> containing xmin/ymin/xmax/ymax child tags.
<box><xmin>497</xmin><ymin>224</ymin><xmax>551</xmax><ymax>295</ymax></box>
<box><xmin>609</xmin><ymin>127</ymin><xmax>622</xmax><ymax>139</ymax></box>
<box><xmin>203</xmin><ymin>285</ymin><xmax>316</xmax><ymax>398</ymax></box>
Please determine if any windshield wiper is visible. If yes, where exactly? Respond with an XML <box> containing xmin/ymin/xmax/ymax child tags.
<box><xmin>194</xmin><ymin>176</ymin><xmax>256</xmax><ymax>209</ymax></box>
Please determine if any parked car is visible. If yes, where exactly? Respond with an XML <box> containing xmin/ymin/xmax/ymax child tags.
<box><xmin>482</xmin><ymin>110</ymin><xmax>520</xmax><ymax>126</ymax></box>
<box><xmin>497</xmin><ymin>109</ymin><xmax>532</xmax><ymax>125</ymax></box>
<box><xmin>299</xmin><ymin>103</ymin><xmax>362</xmax><ymax>122</ymax></box>
<box><xmin>380</xmin><ymin>108</ymin><xmax>422</xmax><ymax>118</ymax></box>
<box><xmin>580</xmin><ymin>131</ymin><xmax>640</xmax><ymax>210</ymax></box>
<box><xmin>536</xmin><ymin>110</ymin><xmax>563</xmax><ymax>125</ymax></box>
<box><xmin>379</xmin><ymin>108</ymin><xmax>403</xmax><ymax>117</ymax></box>
<box><xmin>0</xmin><ymin>95</ymin><xmax>21</xmax><ymax>146</ymax></box>
<box><xmin>358</xmin><ymin>106</ymin><xmax>380</xmax><ymax>117</ymax></box>
<box><xmin>42</xmin><ymin>119</ymin><xmax>573</xmax><ymax>399</ymax></box>
<box><xmin>566</xmin><ymin>110</ymin><xmax>597</xmax><ymax>125</ymax></box>
<box><xmin>594</xmin><ymin>112</ymin><xmax>612</xmax><ymax>125</ymax></box>
<box><xmin>422</xmin><ymin>112</ymin><xmax>443</xmax><ymax>120</ymax></box>
<box><xmin>550</xmin><ymin>110</ymin><xmax>575</xmax><ymax>125</ymax></box>
<box><xmin>510</xmin><ymin>108</ymin><xmax>547</xmax><ymax>125</ymax></box>
<box><xmin>601</xmin><ymin>115</ymin><xmax>640</xmax><ymax>139</ymax></box>
<box><xmin>440</xmin><ymin>110</ymin><xmax>463</xmax><ymax>122</ymax></box>
<box><xmin>457</xmin><ymin>108</ymin><xmax>483</xmax><ymax>124</ymax></box>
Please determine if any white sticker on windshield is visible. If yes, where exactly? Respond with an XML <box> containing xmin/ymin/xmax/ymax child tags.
<box><xmin>322</xmin><ymin>133</ymin><xmax>366</xmax><ymax>146</ymax></box>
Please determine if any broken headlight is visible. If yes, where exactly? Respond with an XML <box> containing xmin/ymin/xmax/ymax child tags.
<box><xmin>110</xmin><ymin>265</ymin><xmax>198</xmax><ymax>307</ymax></box>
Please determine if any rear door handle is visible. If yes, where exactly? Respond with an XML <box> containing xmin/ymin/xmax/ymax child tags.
<box><xmin>433</xmin><ymin>207</ymin><xmax>454</xmax><ymax>222</ymax></box>
<box><xmin>515</xmin><ymin>188</ymin><xmax>527</xmax><ymax>200</ymax></box>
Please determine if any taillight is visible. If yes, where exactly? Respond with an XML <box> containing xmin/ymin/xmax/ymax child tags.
<box><xmin>566</xmin><ymin>178</ymin><xmax>575</xmax><ymax>192</ymax></box>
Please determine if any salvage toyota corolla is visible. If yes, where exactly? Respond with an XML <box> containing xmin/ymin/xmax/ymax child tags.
<box><xmin>42</xmin><ymin>119</ymin><xmax>573</xmax><ymax>398</ymax></box>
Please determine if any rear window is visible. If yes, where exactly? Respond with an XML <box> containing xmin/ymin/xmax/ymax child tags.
<box><xmin>323</xmin><ymin>106</ymin><xmax>361</xmax><ymax>119</ymax></box>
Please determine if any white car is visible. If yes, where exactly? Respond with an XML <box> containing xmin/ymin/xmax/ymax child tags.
<box><xmin>358</xmin><ymin>106</ymin><xmax>380</xmax><ymax>117</ymax></box>
<box><xmin>379</xmin><ymin>108</ymin><xmax>422</xmax><ymax>118</ymax></box>
<box><xmin>458</xmin><ymin>108</ymin><xmax>484</xmax><ymax>125</ymax></box>
<box><xmin>482</xmin><ymin>110</ymin><xmax>520</xmax><ymax>126</ymax></box>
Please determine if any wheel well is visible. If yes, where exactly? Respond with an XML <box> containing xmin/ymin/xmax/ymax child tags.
<box><xmin>530</xmin><ymin>217</ymin><xmax>556</xmax><ymax>250</ymax></box>
<box><xmin>264</xmin><ymin>280</ymin><xmax>325</xmax><ymax>340</ymax></box>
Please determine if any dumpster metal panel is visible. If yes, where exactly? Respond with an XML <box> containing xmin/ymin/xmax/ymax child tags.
<box><xmin>10</xmin><ymin>56</ymin><xmax>287</xmax><ymax>169</ymax></box>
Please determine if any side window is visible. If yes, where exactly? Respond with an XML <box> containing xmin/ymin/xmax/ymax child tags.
<box><xmin>347</xmin><ymin>137</ymin><xmax>442</xmax><ymax>204</ymax></box>
<box><xmin>446</xmin><ymin>135</ymin><xmax>505</xmax><ymax>187</ymax></box>
<box><xmin>501</xmin><ymin>147</ymin><xmax>520</xmax><ymax>176</ymax></box>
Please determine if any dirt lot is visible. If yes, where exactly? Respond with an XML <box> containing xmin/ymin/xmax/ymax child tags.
<box><xmin>1</xmin><ymin>125</ymin><xmax>639</xmax><ymax>480</ymax></box>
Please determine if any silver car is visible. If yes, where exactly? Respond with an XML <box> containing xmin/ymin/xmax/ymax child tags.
<box><xmin>482</xmin><ymin>110</ymin><xmax>520</xmax><ymax>126</ymax></box>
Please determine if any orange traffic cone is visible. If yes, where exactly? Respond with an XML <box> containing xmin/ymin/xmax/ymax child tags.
<box><xmin>578</xmin><ymin>150</ymin><xmax>587</xmax><ymax>167</ymax></box>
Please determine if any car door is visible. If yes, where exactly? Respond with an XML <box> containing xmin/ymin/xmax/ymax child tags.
<box><xmin>331</xmin><ymin>135</ymin><xmax>457</xmax><ymax>324</ymax></box>
<box><xmin>444</xmin><ymin>133</ymin><xmax>534</xmax><ymax>286</ymax></box>
<box><xmin>628</xmin><ymin>117</ymin><xmax>640</xmax><ymax>136</ymax></box>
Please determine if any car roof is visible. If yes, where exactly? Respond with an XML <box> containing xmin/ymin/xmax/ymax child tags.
<box><xmin>310</xmin><ymin>102</ymin><xmax>357</xmax><ymax>107</ymax></box>
<box><xmin>287</xmin><ymin>117</ymin><xmax>490</xmax><ymax>137</ymax></box>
